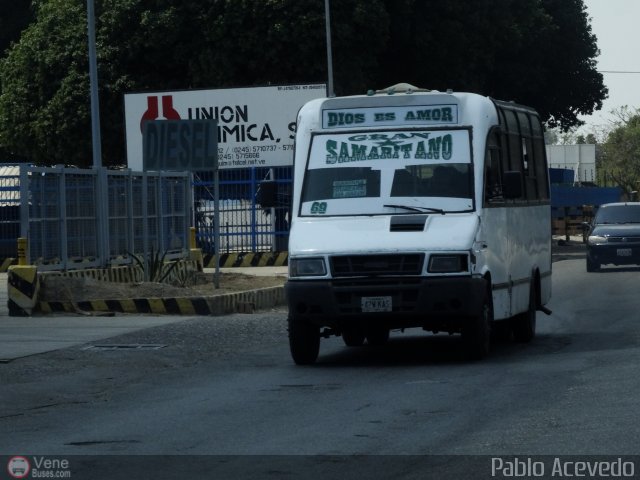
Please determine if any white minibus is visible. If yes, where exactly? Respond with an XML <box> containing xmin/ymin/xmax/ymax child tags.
<box><xmin>286</xmin><ymin>84</ymin><xmax>552</xmax><ymax>364</ymax></box>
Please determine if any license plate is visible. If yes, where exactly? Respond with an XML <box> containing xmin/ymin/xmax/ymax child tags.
<box><xmin>617</xmin><ymin>248</ymin><xmax>632</xmax><ymax>257</ymax></box>
<box><xmin>361</xmin><ymin>296</ymin><xmax>392</xmax><ymax>313</ymax></box>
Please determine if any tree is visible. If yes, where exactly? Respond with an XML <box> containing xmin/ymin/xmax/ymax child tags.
<box><xmin>533</xmin><ymin>0</ymin><xmax>608</xmax><ymax>130</ymax></box>
<box><xmin>0</xmin><ymin>0</ymin><xmax>607</xmax><ymax>167</ymax></box>
<box><xmin>576</xmin><ymin>133</ymin><xmax>596</xmax><ymax>145</ymax></box>
<box><xmin>0</xmin><ymin>0</ymin><xmax>34</xmax><ymax>55</ymax></box>
<box><xmin>191</xmin><ymin>0</ymin><xmax>389</xmax><ymax>94</ymax></box>
<box><xmin>600</xmin><ymin>108</ymin><xmax>640</xmax><ymax>195</ymax></box>
<box><xmin>0</xmin><ymin>0</ymin><xmax>214</xmax><ymax>166</ymax></box>
<box><xmin>0</xmin><ymin>0</ymin><xmax>35</xmax><ymax>161</ymax></box>
<box><xmin>378</xmin><ymin>0</ymin><xmax>606</xmax><ymax>131</ymax></box>
<box><xmin>0</xmin><ymin>0</ymin><xmax>389</xmax><ymax>166</ymax></box>
<box><xmin>0</xmin><ymin>0</ymin><xmax>89</xmax><ymax>165</ymax></box>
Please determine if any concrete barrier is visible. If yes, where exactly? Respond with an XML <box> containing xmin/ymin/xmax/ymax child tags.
<box><xmin>7</xmin><ymin>265</ymin><xmax>40</xmax><ymax>316</ymax></box>
<box><xmin>38</xmin><ymin>285</ymin><xmax>285</xmax><ymax>316</ymax></box>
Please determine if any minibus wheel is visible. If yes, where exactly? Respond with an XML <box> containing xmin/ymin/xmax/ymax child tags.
<box><xmin>512</xmin><ymin>281</ymin><xmax>536</xmax><ymax>343</ymax></box>
<box><xmin>288</xmin><ymin>316</ymin><xmax>320</xmax><ymax>365</ymax></box>
<box><xmin>462</xmin><ymin>288</ymin><xmax>492</xmax><ymax>360</ymax></box>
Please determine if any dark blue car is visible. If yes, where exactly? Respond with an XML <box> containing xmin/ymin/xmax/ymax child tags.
<box><xmin>584</xmin><ymin>202</ymin><xmax>640</xmax><ymax>272</ymax></box>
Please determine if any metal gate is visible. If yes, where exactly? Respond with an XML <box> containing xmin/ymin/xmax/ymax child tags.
<box><xmin>193</xmin><ymin>166</ymin><xmax>292</xmax><ymax>253</ymax></box>
<box><xmin>0</xmin><ymin>165</ymin><xmax>20</xmax><ymax>262</ymax></box>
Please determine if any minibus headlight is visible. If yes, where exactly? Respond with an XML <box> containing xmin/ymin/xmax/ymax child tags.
<box><xmin>290</xmin><ymin>258</ymin><xmax>327</xmax><ymax>277</ymax></box>
<box><xmin>428</xmin><ymin>254</ymin><xmax>469</xmax><ymax>273</ymax></box>
<box><xmin>587</xmin><ymin>235</ymin><xmax>607</xmax><ymax>245</ymax></box>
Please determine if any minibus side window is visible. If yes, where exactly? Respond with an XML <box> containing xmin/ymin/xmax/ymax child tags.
<box><xmin>493</xmin><ymin>102</ymin><xmax>550</xmax><ymax>205</ymax></box>
<box><xmin>503</xmin><ymin>110</ymin><xmax>523</xmax><ymax>177</ymax></box>
<box><xmin>518</xmin><ymin>111</ymin><xmax>538</xmax><ymax>201</ymax></box>
<box><xmin>484</xmin><ymin>129</ymin><xmax>504</xmax><ymax>204</ymax></box>
<box><xmin>531</xmin><ymin>116</ymin><xmax>550</xmax><ymax>200</ymax></box>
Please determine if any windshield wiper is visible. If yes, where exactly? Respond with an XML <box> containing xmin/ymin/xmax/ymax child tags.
<box><xmin>383</xmin><ymin>204</ymin><xmax>446</xmax><ymax>214</ymax></box>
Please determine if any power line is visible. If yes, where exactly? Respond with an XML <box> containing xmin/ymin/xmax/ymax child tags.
<box><xmin>599</xmin><ymin>70</ymin><xmax>640</xmax><ymax>74</ymax></box>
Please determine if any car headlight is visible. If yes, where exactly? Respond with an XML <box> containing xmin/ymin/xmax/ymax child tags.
<box><xmin>428</xmin><ymin>254</ymin><xmax>469</xmax><ymax>273</ymax></box>
<box><xmin>587</xmin><ymin>235</ymin><xmax>607</xmax><ymax>245</ymax></box>
<box><xmin>289</xmin><ymin>257</ymin><xmax>327</xmax><ymax>277</ymax></box>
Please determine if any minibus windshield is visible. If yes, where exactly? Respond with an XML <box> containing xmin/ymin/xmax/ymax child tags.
<box><xmin>300</xmin><ymin>129</ymin><xmax>473</xmax><ymax>216</ymax></box>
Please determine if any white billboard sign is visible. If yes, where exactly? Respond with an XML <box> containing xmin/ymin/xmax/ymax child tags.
<box><xmin>124</xmin><ymin>84</ymin><xmax>326</xmax><ymax>170</ymax></box>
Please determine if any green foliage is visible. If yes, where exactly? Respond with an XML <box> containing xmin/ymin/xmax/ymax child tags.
<box><xmin>0</xmin><ymin>0</ymin><xmax>607</xmax><ymax>166</ymax></box>
<box><xmin>0</xmin><ymin>0</ymin><xmax>89</xmax><ymax>165</ymax></box>
<box><xmin>379</xmin><ymin>0</ymin><xmax>606</xmax><ymax>131</ymax></box>
<box><xmin>191</xmin><ymin>0</ymin><xmax>389</xmax><ymax>95</ymax></box>
<box><xmin>534</xmin><ymin>0</ymin><xmax>608</xmax><ymax>130</ymax></box>
<box><xmin>0</xmin><ymin>0</ymin><xmax>34</xmax><ymax>55</ymax></box>
<box><xmin>129</xmin><ymin>248</ymin><xmax>179</xmax><ymax>283</ymax></box>
<box><xmin>172</xmin><ymin>265</ymin><xmax>191</xmax><ymax>288</ymax></box>
<box><xmin>600</xmin><ymin>109</ymin><xmax>640</xmax><ymax>195</ymax></box>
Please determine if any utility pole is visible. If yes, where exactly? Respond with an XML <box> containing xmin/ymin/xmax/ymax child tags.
<box><xmin>87</xmin><ymin>0</ymin><xmax>102</xmax><ymax>167</ymax></box>
<box><xmin>324</xmin><ymin>0</ymin><xmax>335</xmax><ymax>97</ymax></box>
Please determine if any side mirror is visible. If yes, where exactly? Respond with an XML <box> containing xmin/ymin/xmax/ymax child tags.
<box><xmin>581</xmin><ymin>221</ymin><xmax>591</xmax><ymax>231</ymax></box>
<box><xmin>502</xmin><ymin>171</ymin><xmax>523</xmax><ymax>199</ymax></box>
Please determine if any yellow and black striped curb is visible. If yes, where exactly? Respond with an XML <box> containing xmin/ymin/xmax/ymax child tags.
<box><xmin>42</xmin><ymin>266</ymin><xmax>143</xmax><ymax>283</ymax></box>
<box><xmin>1</xmin><ymin>253</ymin><xmax>286</xmax><ymax>272</ymax></box>
<box><xmin>7</xmin><ymin>265</ymin><xmax>40</xmax><ymax>316</ymax></box>
<box><xmin>39</xmin><ymin>260</ymin><xmax>201</xmax><ymax>285</ymax></box>
<box><xmin>38</xmin><ymin>286</ymin><xmax>285</xmax><ymax>316</ymax></box>
<box><xmin>203</xmin><ymin>252</ymin><xmax>288</xmax><ymax>269</ymax></box>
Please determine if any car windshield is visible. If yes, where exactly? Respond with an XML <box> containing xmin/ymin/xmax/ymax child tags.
<box><xmin>300</xmin><ymin>129</ymin><xmax>473</xmax><ymax>216</ymax></box>
<box><xmin>595</xmin><ymin>205</ymin><xmax>640</xmax><ymax>224</ymax></box>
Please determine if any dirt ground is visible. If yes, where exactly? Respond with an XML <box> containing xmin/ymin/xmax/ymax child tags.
<box><xmin>39</xmin><ymin>272</ymin><xmax>285</xmax><ymax>303</ymax></box>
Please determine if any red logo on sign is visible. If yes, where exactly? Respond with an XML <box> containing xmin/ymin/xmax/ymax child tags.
<box><xmin>140</xmin><ymin>95</ymin><xmax>181</xmax><ymax>132</ymax></box>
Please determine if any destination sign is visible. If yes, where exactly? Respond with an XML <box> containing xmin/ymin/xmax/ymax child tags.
<box><xmin>308</xmin><ymin>129</ymin><xmax>471</xmax><ymax>169</ymax></box>
<box><xmin>322</xmin><ymin>104</ymin><xmax>458</xmax><ymax>129</ymax></box>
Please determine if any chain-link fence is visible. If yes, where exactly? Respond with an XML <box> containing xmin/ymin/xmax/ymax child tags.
<box><xmin>20</xmin><ymin>165</ymin><xmax>191</xmax><ymax>271</ymax></box>
<box><xmin>0</xmin><ymin>164</ymin><xmax>291</xmax><ymax>269</ymax></box>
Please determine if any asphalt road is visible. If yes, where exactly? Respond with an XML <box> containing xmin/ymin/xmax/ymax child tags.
<box><xmin>2</xmin><ymin>256</ymin><xmax>640</xmax><ymax>479</ymax></box>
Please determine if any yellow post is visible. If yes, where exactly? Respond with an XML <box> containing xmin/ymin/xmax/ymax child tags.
<box><xmin>189</xmin><ymin>227</ymin><xmax>203</xmax><ymax>272</ymax></box>
<box><xmin>190</xmin><ymin>227</ymin><xmax>197</xmax><ymax>249</ymax></box>
<box><xmin>17</xmin><ymin>237</ymin><xmax>27</xmax><ymax>266</ymax></box>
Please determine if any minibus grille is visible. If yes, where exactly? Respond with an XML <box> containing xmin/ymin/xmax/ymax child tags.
<box><xmin>330</xmin><ymin>254</ymin><xmax>424</xmax><ymax>277</ymax></box>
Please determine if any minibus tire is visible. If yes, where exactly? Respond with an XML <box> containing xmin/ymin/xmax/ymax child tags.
<box><xmin>512</xmin><ymin>282</ymin><xmax>536</xmax><ymax>343</ymax></box>
<box><xmin>462</xmin><ymin>290</ymin><xmax>492</xmax><ymax>360</ymax></box>
<box><xmin>586</xmin><ymin>257</ymin><xmax>599</xmax><ymax>272</ymax></box>
<box><xmin>288</xmin><ymin>316</ymin><xmax>320</xmax><ymax>365</ymax></box>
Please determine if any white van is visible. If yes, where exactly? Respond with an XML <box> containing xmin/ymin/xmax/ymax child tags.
<box><xmin>285</xmin><ymin>84</ymin><xmax>552</xmax><ymax>364</ymax></box>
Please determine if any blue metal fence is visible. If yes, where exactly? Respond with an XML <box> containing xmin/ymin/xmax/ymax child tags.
<box><xmin>193</xmin><ymin>166</ymin><xmax>292</xmax><ymax>253</ymax></box>
<box><xmin>0</xmin><ymin>165</ymin><xmax>191</xmax><ymax>271</ymax></box>
<box><xmin>0</xmin><ymin>164</ymin><xmax>291</xmax><ymax>265</ymax></box>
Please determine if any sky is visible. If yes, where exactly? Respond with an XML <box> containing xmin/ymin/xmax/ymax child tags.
<box><xmin>578</xmin><ymin>0</ymin><xmax>640</xmax><ymax>135</ymax></box>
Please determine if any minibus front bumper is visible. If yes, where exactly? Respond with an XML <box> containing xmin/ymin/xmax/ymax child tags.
<box><xmin>285</xmin><ymin>276</ymin><xmax>487</xmax><ymax>329</ymax></box>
